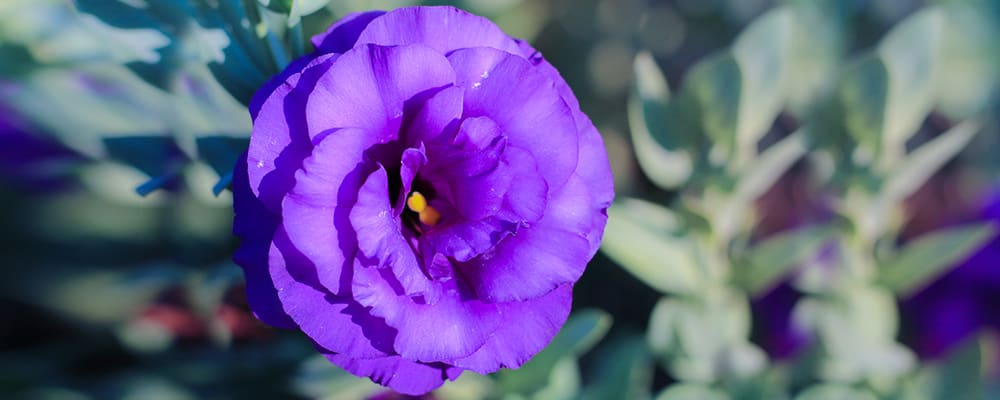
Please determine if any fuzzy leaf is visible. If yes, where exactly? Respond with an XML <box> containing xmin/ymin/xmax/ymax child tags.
<box><xmin>737</xmin><ymin>224</ymin><xmax>831</xmax><ymax>296</ymax></box>
<box><xmin>878</xmin><ymin>222</ymin><xmax>996</xmax><ymax>296</ymax></box>
<box><xmin>602</xmin><ymin>199</ymin><xmax>702</xmax><ymax>294</ymax></box>
<box><xmin>628</xmin><ymin>51</ymin><xmax>694</xmax><ymax>189</ymax></box>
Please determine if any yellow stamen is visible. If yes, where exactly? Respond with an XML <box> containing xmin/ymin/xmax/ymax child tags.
<box><xmin>406</xmin><ymin>191</ymin><xmax>427</xmax><ymax>213</ymax></box>
<box><xmin>407</xmin><ymin>191</ymin><xmax>441</xmax><ymax>226</ymax></box>
<box><xmin>419</xmin><ymin>206</ymin><xmax>441</xmax><ymax>226</ymax></box>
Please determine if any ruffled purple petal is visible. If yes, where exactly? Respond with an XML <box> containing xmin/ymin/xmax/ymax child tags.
<box><xmin>325</xmin><ymin>354</ymin><xmax>450</xmax><ymax>396</ymax></box>
<box><xmin>462</xmin><ymin>174</ymin><xmax>597</xmax><ymax>302</ymax></box>
<box><xmin>311</xmin><ymin>11</ymin><xmax>387</xmax><ymax>54</ymax></box>
<box><xmin>406</xmin><ymin>86</ymin><xmax>463</xmax><ymax>145</ymax></box>
<box><xmin>269</xmin><ymin>228</ymin><xmax>396</xmax><ymax>359</ymax></box>
<box><xmin>446</xmin><ymin>47</ymin><xmax>579</xmax><ymax>194</ymax></box>
<box><xmin>305</xmin><ymin>44</ymin><xmax>456</xmax><ymax>141</ymax></box>
<box><xmin>353</xmin><ymin>267</ymin><xmax>501</xmax><ymax>363</ymax></box>
<box><xmin>351</xmin><ymin>165</ymin><xmax>437</xmax><ymax>302</ymax></box>
<box><xmin>248</xmin><ymin>53</ymin><xmax>339</xmax><ymax>212</ymax></box>
<box><xmin>453</xmin><ymin>284</ymin><xmax>572</xmax><ymax>373</ymax></box>
<box><xmin>280</xmin><ymin>128</ymin><xmax>375</xmax><ymax>295</ymax></box>
<box><xmin>354</xmin><ymin>6</ymin><xmax>522</xmax><ymax>55</ymax></box>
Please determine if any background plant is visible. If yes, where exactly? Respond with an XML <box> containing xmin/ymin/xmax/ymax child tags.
<box><xmin>1</xmin><ymin>0</ymin><xmax>999</xmax><ymax>399</ymax></box>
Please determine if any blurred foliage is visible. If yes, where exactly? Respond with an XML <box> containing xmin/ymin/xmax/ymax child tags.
<box><xmin>2</xmin><ymin>0</ymin><xmax>1000</xmax><ymax>399</ymax></box>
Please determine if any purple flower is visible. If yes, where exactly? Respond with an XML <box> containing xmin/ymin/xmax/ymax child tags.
<box><xmin>232</xmin><ymin>6</ymin><xmax>613</xmax><ymax>395</ymax></box>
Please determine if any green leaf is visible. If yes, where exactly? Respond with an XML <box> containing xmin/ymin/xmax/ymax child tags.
<box><xmin>656</xmin><ymin>384</ymin><xmax>728</xmax><ymax>400</ymax></box>
<box><xmin>683</xmin><ymin>53</ymin><xmax>741</xmax><ymax>157</ymax></box>
<box><xmin>602</xmin><ymin>199</ymin><xmax>703</xmax><ymax>294</ymax></box>
<box><xmin>839</xmin><ymin>55</ymin><xmax>888</xmax><ymax>157</ymax></box>
<box><xmin>795</xmin><ymin>385</ymin><xmax>878</xmax><ymax>400</ymax></box>
<box><xmin>287</xmin><ymin>0</ymin><xmax>328</xmax><ymax>26</ymax></box>
<box><xmin>737</xmin><ymin>224</ymin><xmax>831</xmax><ymax>296</ymax></box>
<box><xmin>878</xmin><ymin>222</ymin><xmax>996</xmax><ymax>296</ymax></box>
<box><xmin>648</xmin><ymin>291</ymin><xmax>759</xmax><ymax>382</ymax></box>
<box><xmin>733</xmin><ymin>129</ymin><xmax>809</xmax><ymax>203</ymax></box>
<box><xmin>6</xmin><ymin>64</ymin><xmax>172</xmax><ymax>158</ymax></box>
<box><xmin>935</xmin><ymin>3</ymin><xmax>1000</xmax><ymax>119</ymax></box>
<box><xmin>934</xmin><ymin>335</ymin><xmax>985</xmax><ymax>400</ymax></box>
<box><xmin>579</xmin><ymin>337</ymin><xmax>652</xmax><ymax>400</ymax></box>
<box><xmin>628</xmin><ymin>51</ymin><xmax>694</xmax><ymax>189</ymax></box>
<box><xmin>880</xmin><ymin>119</ymin><xmax>982</xmax><ymax>206</ymax></box>
<box><xmin>531</xmin><ymin>357</ymin><xmax>581</xmax><ymax>400</ymax></box>
<box><xmin>877</xmin><ymin>8</ymin><xmax>945</xmax><ymax>155</ymax></box>
<box><xmin>497</xmin><ymin>310</ymin><xmax>612</xmax><ymax>395</ymax></box>
<box><xmin>709</xmin><ymin>130</ymin><xmax>807</xmax><ymax>240</ymax></box>
<box><xmin>293</xmin><ymin>354</ymin><xmax>380</xmax><ymax>400</ymax></box>
<box><xmin>731</xmin><ymin>8</ymin><xmax>794</xmax><ymax>151</ymax></box>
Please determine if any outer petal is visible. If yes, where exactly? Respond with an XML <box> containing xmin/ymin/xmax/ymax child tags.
<box><xmin>281</xmin><ymin>128</ymin><xmax>375</xmax><ymax>295</ymax></box>
<box><xmin>462</xmin><ymin>174</ymin><xmax>597</xmax><ymax>302</ymax></box>
<box><xmin>269</xmin><ymin>227</ymin><xmax>396</xmax><ymax>359</ymax></box>
<box><xmin>249</xmin><ymin>55</ymin><xmax>314</xmax><ymax>120</ymax></box>
<box><xmin>231</xmin><ymin>151</ymin><xmax>295</xmax><ymax>328</ymax></box>
<box><xmin>447</xmin><ymin>47</ymin><xmax>579</xmax><ymax>193</ymax></box>
<box><xmin>354</xmin><ymin>6</ymin><xmax>522</xmax><ymax>55</ymax></box>
<box><xmin>248</xmin><ymin>53</ymin><xmax>339</xmax><ymax>212</ymax></box>
<box><xmin>453</xmin><ymin>284</ymin><xmax>572</xmax><ymax>373</ymax></box>
<box><xmin>353</xmin><ymin>267</ymin><xmax>500</xmax><ymax>363</ymax></box>
<box><xmin>325</xmin><ymin>354</ymin><xmax>449</xmax><ymax>396</ymax></box>
<box><xmin>305</xmin><ymin>44</ymin><xmax>456</xmax><ymax>141</ymax></box>
<box><xmin>311</xmin><ymin>11</ymin><xmax>387</xmax><ymax>54</ymax></box>
<box><xmin>515</xmin><ymin>39</ymin><xmax>614</xmax><ymax>220</ymax></box>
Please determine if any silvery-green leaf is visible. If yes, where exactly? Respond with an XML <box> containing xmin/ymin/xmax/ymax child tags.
<box><xmin>935</xmin><ymin>3</ymin><xmax>1000</xmax><ymax>119</ymax></box>
<box><xmin>530</xmin><ymin>357</ymin><xmax>581</xmax><ymax>400</ymax></box>
<box><xmin>656</xmin><ymin>384</ymin><xmax>728</xmax><ymax>400</ymax></box>
<box><xmin>647</xmin><ymin>298</ymin><xmax>681</xmax><ymax>356</ymax></box>
<box><xmin>628</xmin><ymin>52</ymin><xmax>694</xmax><ymax>189</ymax></box>
<box><xmin>879</xmin><ymin>119</ymin><xmax>981</xmax><ymax>205</ymax></box>
<box><xmin>733</xmin><ymin>129</ymin><xmax>808</xmax><ymax>203</ymax></box>
<box><xmin>795</xmin><ymin>385</ymin><xmax>877</xmax><ymax>400</ymax></box>
<box><xmin>497</xmin><ymin>310</ymin><xmax>611</xmax><ymax>395</ymax></box>
<box><xmin>77</xmin><ymin>13</ymin><xmax>172</xmax><ymax>64</ymax></box>
<box><xmin>731</xmin><ymin>8</ymin><xmax>794</xmax><ymax>152</ymax></box>
<box><xmin>683</xmin><ymin>53</ymin><xmax>741</xmax><ymax>156</ymax></box>
<box><xmin>877</xmin><ymin>7</ymin><xmax>945</xmax><ymax>157</ymax></box>
<box><xmin>170</xmin><ymin>64</ymin><xmax>252</xmax><ymax>158</ymax></box>
<box><xmin>602</xmin><ymin>200</ymin><xmax>702</xmax><ymax>295</ymax></box>
<box><xmin>737</xmin><ymin>224</ymin><xmax>831</xmax><ymax>296</ymax></box>
<box><xmin>838</xmin><ymin>55</ymin><xmax>888</xmax><ymax>157</ymax></box>
<box><xmin>650</xmin><ymin>291</ymin><xmax>754</xmax><ymax>381</ymax></box>
<box><xmin>6</xmin><ymin>64</ymin><xmax>171</xmax><ymax>158</ymax></box>
<box><xmin>783</xmin><ymin>0</ymin><xmax>846</xmax><ymax>116</ymax></box>
<box><xmin>287</xmin><ymin>0</ymin><xmax>329</xmax><ymax>26</ymax></box>
<box><xmin>435</xmin><ymin>371</ymin><xmax>494</xmax><ymax>400</ymax></box>
<box><xmin>579</xmin><ymin>337</ymin><xmax>652</xmax><ymax>400</ymax></box>
<box><xmin>293</xmin><ymin>354</ymin><xmax>380</xmax><ymax>400</ymax></box>
<box><xmin>878</xmin><ymin>222</ymin><xmax>996</xmax><ymax>296</ymax></box>
<box><xmin>705</xmin><ymin>130</ymin><xmax>807</xmax><ymax>240</ymax></box>
<box><xmin>934</xmin><ymin>335</ymin><xmax>985</xmax><ymax>400</ymax></box>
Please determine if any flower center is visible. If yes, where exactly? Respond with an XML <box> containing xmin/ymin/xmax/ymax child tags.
<box><xmin>406</xmin><ymin>191</ymin><xmax>441</xmax><ymax>226</ymax></box>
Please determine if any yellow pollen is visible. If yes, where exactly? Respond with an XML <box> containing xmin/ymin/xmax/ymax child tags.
<box><xmin>406</xmin><ymin>191</ymin><xmax>427</xmax><ymax>213</ymax></box>
<box><xmin>407</xmin><ymin>191</ymin><xmax>441</xmax><ymax>226</ymax></box>
<box><xmin>419</xmin><ymin>206</ymin><xmax>441</xmax><ymax>226</ymax></box>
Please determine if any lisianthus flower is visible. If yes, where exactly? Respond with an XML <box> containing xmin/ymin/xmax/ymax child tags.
<box><xmin>232</xmin><ymin>6</ymin><xmax>613</xmax><ymax>395</ymax></box>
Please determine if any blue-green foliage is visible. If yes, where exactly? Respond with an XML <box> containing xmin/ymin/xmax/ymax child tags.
<box><xmin>615</xmin><ymin>0</ymin><xmax>1000</xmax><ymax>398</ymax></box>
